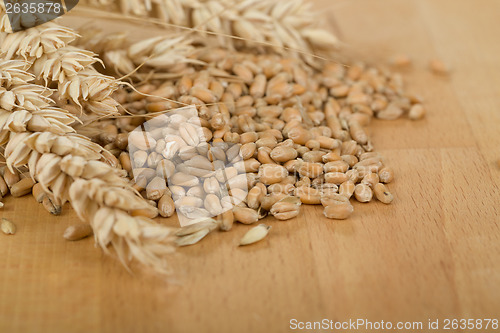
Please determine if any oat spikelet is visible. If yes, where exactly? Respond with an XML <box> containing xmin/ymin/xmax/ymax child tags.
<box><xmin>0</xmin><ymin>59</ymin><xmax>175</xmax><ymax>274</ymax></box>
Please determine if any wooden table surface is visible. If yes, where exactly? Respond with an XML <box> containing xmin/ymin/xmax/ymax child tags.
<box><xmin>1</xmin><ymin>0</ymin><xmax>500</xmax><ymax>332</ymax></box>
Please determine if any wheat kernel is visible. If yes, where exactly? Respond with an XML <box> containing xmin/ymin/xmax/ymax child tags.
<box><xmin>341</xmin><ymin>155</ymin><xmax>358</xmax><ymax>167</ymax></box>
<box><xmin>190</xmin><ymin>87</ymin><xmax>217</xmax><ymax>103</ymax></box>
<box><xmin>176</xmin><ymin>228</ymin><xmax>211</xmax><ymax>247</ymax></box>
<box><xmin>270</xmin><ymin>201</ymin><xmax>300</xmax><ymax>220</ymax></box>
<box><xmin>298</xmin><ymin>162</ymin><xmax>323</xmax><ymax>179</ymax></box>
<box><xmin>323</xmin><ymin>203</ymin><xmax>354</xmax><ymax>220</ymax></box>
<box><xmin>294</xmin><ymin>186</ymin><xmax>321</xmax><ymax>205</ymax></box>
<box><xmin>260</xmin><ymin>193</ymin><xmax>287</xmax><ymax>211</ymax></box>
<box><xmin>320</xmin><ymin>188</ymin><xmax>347</xmax><ymax>203</ymax></box>
<box><xmin>377</xmin><ymin>102</ymin><xmax>403</xmax><ymax>120</ymax></box>
<box><xmin>256</xmin><ymin>136</ymin><xmax>278</xmax><ymax>149</ymax></box>
<box><xmin>339</xmin><ymin>180</ymin><xmax>356</xmax><ymax>198</ymax></box>
<box><xmin>10</xmin><ymin>178</ymin><xmax>35</xmax><ymax>197</ymax></box>
<box><xmin>119</xmin><ymin>152</ymin><xmax>132</xmax><ymax>174</ymax></box>
<box><xmin>0</xmin><ymin>176</ymin><xmax>8</xmax><ymax>197</ymax></box>
<box><xmin>354</xmin><ymin>184</ymin><xmax>373</xmax><ymax>203</ymax></box>
<box><xmin>258</xmin><ymin>164</ymin><xmax>288</xmax><ymax>185</ymax></box>
<box><xmin>325</xmin><ymin>172</ymin><xmax>348</xmax><ymax>185</ymax></box>
<box><xmin>133</xmin><ymin>150</ymin><xmax>148</xmax><ymax>168</ymax></box>
<box><xmin>247</xmin><ymin>186</ymin><xmax>264</xmax><ymax>210</ymax></box>
<box><xmin>349</xmin><ymin>119</ymin><xmax>368</xmax><ymax>144</ymax></box>
<box><xmin>390</xmin><ymin>54</ymin><xmax>412</xmax><ymax>67</ymax></box>
<box><xmin>42</xmin><ymin>195</ymin><xmax>61</xmax><ymax>215</ymax></box>
<box><xmin>63</xmin><ymin>223</ymin><xmax>93</xmax><ymax>241</ymax></box>
<box><xmin>3</xmin><ymin>168</ymin><xmax>19</xmax><ymax>188</ymax></box>
<box><xmin>204</xmin><ymin>194</ymin><xmax>223</xmax><ymax>216</ymax></box>
<box><xmin>287</xmin><ymin>126</ymin><xmax>311</xmax><ymax>145</ymax></box>
<box><xmin>239</xmin><ymin>224</ymin><xmax>271</xmax><ymax>246</ymax></box>
<box><xmin>305</xmin><ymin>139</ymin><xmax>320</xmax><ymax>150</ymax></box>
<box><xmin>409</xmin><ymin>104</ymin><xmax>426</xmax><ymax>120</ymax></box>
<box><xmin>378</xmin><ymin>167</ymin><xmax>395</xmax><ymax>184</ymax></box>
<box><xmin>128</xmin><ymin>131</ymin><xmax>156</xmax><ymax>150</ymax></box>
<box><xmin>270</xmin><ymin>146</ymin><xmax>297</xmax><ymax>163</ymax></box>
<box><xmin>131</xmin><ymin>207</ymin><xmax>159</xmax><ymax>219</ymax></box>
<box><xmin>322</xmin><ymin>152</ymin><xmax>342</xmax><ymax>163</ymax></box>
<box><xmin>324</xmin><ymin>160</ymin><xmax>349</xmax><ymax>173</ymax></box>
<box><xmin>146</xmin><ymin>176</ymin><xmax>167</xmax><ymax>201</ymax></box>
<box><xmin>374</xmin><ymin>183</ymin><xmax>394</xmax><ymax>204</ymax></box>
<box><xmin>234</xmin><ymin>207</ymin><xmax>259</xmax><ymax>224</ymax></box>
<box><xmin>268</xmin><ymin>183</ymin><xmax>294</xmax><ymax>194</ymax></box>
<box><xmin>429</xmin><ymin>59</ymin><xmax>450</xmax><ymax>75</ymax></box>
<box><xmin>1</xmin><ymin>218</ymin><xmax>16</xmax><ymax>235</ymax></box>
<box><xmin>233</xmin><ymin>64</ymin><xmax>254</xmax><ymax>82</ymax></box>
<box><xmin>158</xmin><ymin>194</ymin><xmax>175</xmax><ymax>217</ymax></box>
<box><xmin>218</xmin><ymin>210</ymin><xmax>234</xmax><ymax>231</ymax></box>
<box><xmin>240</xmin><ymin>132</ymin><xmax>259</xmax><ymax>144</ymax></box>
<box><xmin>361</xmin><ymin>173</ymin><xmax>380</xmax><ymax>188</ymax></box>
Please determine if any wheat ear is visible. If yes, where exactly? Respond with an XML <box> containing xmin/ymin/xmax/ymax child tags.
<box><xmin>77</xmin><ymin>0</ymin><xmax>338</xmax><ymax>61</ymax></box>
<box><xmin>73</xmin><ymin>27</ymin><xmax>201</xmax><ymax>80</ymax></box>
<box><xmin>0</xmin><ymin>7</ymin><xmax>121</xmax><ymax>117</ymax></box>
<box><xmin>0</xmin><ymin>59</ymin><xmax>175</xmax><ymax>274</ymax></box>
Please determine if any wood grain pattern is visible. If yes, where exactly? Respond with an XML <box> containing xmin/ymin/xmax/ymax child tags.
<box><xmin>1</xmin><ymin>1</ymin><xmax>500</xmax><ymax>332</ymax></box>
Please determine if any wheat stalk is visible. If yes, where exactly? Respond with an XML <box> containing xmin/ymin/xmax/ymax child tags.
<box><xmin>77</xmin><ymin>0</ymin><xmax>338</xmax><ymax>61</ymax></box>
<box><xmin>0</xmin><ymin>59</ymin><xmax>175</xmax><ymax>273</ymax></box>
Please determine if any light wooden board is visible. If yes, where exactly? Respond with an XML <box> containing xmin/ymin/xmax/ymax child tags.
<box><xmin>1</xmin><ymin>1</ymin><xmax>500</xmax><ymax>332</ymax></box>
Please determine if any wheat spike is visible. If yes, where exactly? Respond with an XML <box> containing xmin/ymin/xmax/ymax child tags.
<box><xmin>0</xmin><ymin>6</ymin><xmax>121</xmax><ymax>117</ymax></box>
<box><xmin>0</xmin><ymin>57</ymin><xmax>175</xmax><ymax>274</ymax></box>
<box><xmin>74</xmin><ymin>29</ymin><xmax>200</xmax><ymax>79</ymax></box>
<box><xmin>77</xmin><ymin>0</ymin><xmax>338</xmax><ymax>61</ymax></box>
<box><xmin>0</xmin><ymin>24</ymin><xmax>78</xmax><ymax>60</ymax></box>
<box><xmin>31</xmin><ymin>46</ymin><xmax>101</xmax><ymax>84</ymax></box>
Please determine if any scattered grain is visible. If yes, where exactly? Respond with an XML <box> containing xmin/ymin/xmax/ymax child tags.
<box><xmin>270</xmin><ymin>201</ymin><xmax>300</xmax><ymax>220</ymax></box>
<box><xmin>373</xmin><ymin>183</ymin><xmax>394</xmax><ymax>204</ymax></box>
<box><xmin>239</xmin><ymin>224</ymin><xmax>271</xmax><ymax>246</ymax></box>
<box><xmin>354</xmin><ymin>184</ymin><xmax>373</xmax><ymax>203</ymax></box>
<box><xmin>1</xmin><ymin>218</ymin><xmax>16</xmax><ymax>235</ymax></box>
<box><xmin>429</xmin><ymin>59</ymin><xmax>450</xmax><ymax>75</ymax></box>
<box><xmin>63</xmin><ymin>223</ymin><xmax>93</xmax><ymax>241</ymax></box>
<box><xmin>323</xmin><ymin>203</ymin><xmax>353</xmax><ymax>220</ymax></box>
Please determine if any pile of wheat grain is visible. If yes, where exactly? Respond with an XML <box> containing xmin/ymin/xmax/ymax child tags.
<box><xmin>76</xmin><ymin>46</ymin><xmax>425</xmax><ymax>245</ymax></box>
<box><xmin>0</xmin><ymin>0</ymin><xmax>425</xmax><ymax>271</ymax></box>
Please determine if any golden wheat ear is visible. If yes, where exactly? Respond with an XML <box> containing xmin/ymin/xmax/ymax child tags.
<box><xmin>0</xmin><ymin>60</ymin><xmax>176</xmax><ymax>274</ymax></box>
<box><xmin>75</xmin><ymin>0</ymin><xmax>339</xmax><ymax>61</ymax></box>
<box><xmin>0</xmin><ymin>10</ymin><xmax>177</xmax><ymax>274</ymax></box>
